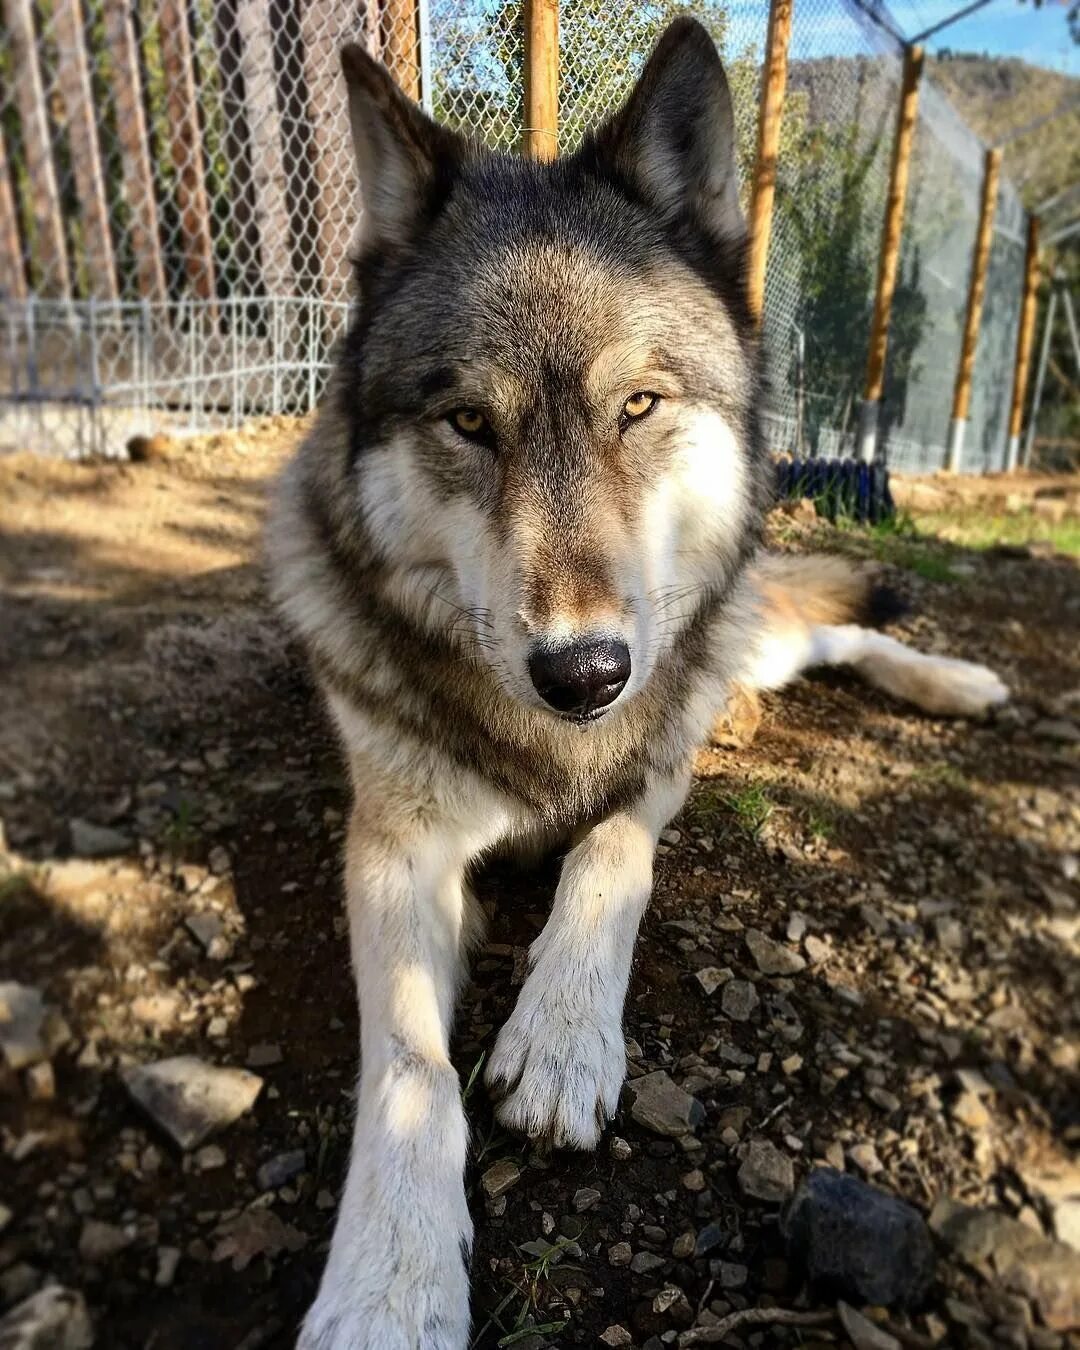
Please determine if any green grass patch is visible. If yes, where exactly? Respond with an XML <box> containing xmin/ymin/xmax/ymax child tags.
<box><xmin>916</xmin><ymin>508</ymin><xmax>1080</xmax><ymax>558</ymax></box>
<box><xmin>690</xmin><ymin>782</ymin><xmax>774</xmax><ymax>838</ymax></box>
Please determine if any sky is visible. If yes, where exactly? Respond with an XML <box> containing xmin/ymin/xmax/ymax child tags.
<box><xmin>749</xmin><ymin>0</ymin><xmax>1080</xmax><ymax>73</ymax></box>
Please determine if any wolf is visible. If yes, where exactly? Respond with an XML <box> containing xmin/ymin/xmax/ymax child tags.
<box><xmin>268</xmin><ymin>20</ymin><xmax>1006</xmax><ymax>1346</ymax></box>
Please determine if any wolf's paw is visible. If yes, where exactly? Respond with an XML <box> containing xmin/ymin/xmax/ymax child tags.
<box><xmin>486</xmin><ymin>988</ymin><xmax>624</xmax><ymax>1150</ymax></box>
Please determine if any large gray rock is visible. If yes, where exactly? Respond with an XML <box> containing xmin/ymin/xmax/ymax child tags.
<box><xmin>623</xmin><ymin>1071</ymin><xmax>704</xmax><ymax>1137</ymax></box>
<box><xmin>745</xmin><ymin>928</ymin><xmax>806</xmax><ymax>976</ymax></box>
<box><xmin>931</xmin><ymin>1197</ymin><xmax>1080</xmax><ymax>1331</ymax></box>
<box><xmin>0</xmin><ymin>1287</ymin><xmax>93</xmax><ymax>1349</ymax></box>
<box><xmin>68</xmin><ymin>819</ymin><xmax>130</xmax><ymax>858</ymax></box>
<box><xmin>738</xmin><ymin>1138</ymin><xmax>795</xmax><ymax>1203</ymax></box>
<box><xmin>122</xmin><ymin>1056</ymin><xmax>263</xmax><ymax>1151</ymax></box>
<box><xmin>786</xmin><ymin>1168</ymin><xmax>935</xmax><ymax>1310</ymax></box>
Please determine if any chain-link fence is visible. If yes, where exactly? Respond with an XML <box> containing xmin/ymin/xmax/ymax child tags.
<box><xmin>0</xmin><ymin>0</ymin><xmax>1034</xmax><ymax>471</ymax></box>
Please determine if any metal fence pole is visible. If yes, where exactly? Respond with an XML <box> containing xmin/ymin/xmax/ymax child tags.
<box><xmin>1022</xmin><ymin>283</ymin><xmax>1056</xmax><ymax>467</ymax></box>
<box><xmin>946</xmin><ymin>144</ymin><xmax>1001</xmax><ymax>473</ymax></box>
<box><xmin>1005</xmin><ymin>215</ymin><xmax>1040</xmax><ymax>471</ymax></box>
<box><xmin>747</xmin><ymin>0</ymin><xmax>794</xmax><ymax>326</ymax></box>
<box><xmin>858</xmin><ymin>43</ymin><xmax>924</xmax><ymax>464</ymax></box>
<box><xmin>522</xmin><ymin>0</ymin><xmax>559</xmax><ymax>161</ymax></box>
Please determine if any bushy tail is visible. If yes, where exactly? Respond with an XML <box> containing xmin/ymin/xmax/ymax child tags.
<box><xmin>742</xmin><ymin>553</ymin><xmax>1009</xmax><ymax>717</ymax></box>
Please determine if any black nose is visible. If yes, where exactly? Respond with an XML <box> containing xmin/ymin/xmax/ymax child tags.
<box><xmin>528</xmin><ymin>639</ymin><xmax>631</xmax><ymax>715</ymax></box>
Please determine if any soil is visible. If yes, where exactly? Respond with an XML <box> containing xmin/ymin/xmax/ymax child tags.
<box><xmin>0</xmin><ymin>424</ymin><xmax>1078</xmax><ymax>1349</ymax></box>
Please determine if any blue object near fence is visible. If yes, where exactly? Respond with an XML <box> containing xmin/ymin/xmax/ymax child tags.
<box><xmin>774</xmin><ymin>456</ymin><xmax>895</xmax><ymax>525</ymax></box>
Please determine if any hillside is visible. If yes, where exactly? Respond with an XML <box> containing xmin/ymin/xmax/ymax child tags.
<box><xmin>928</xmin><ymin>53</ymin><xmax>1080</xmax><ymax>208</ymax></box>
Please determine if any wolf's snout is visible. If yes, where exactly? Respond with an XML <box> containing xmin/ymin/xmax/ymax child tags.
<box><xmin>528</xmin><ymin>639</ymin><xmax>631</xmax><ymax>716</ymax></box>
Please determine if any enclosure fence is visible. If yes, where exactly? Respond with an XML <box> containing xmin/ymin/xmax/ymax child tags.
<box><xmin>0</xmin><ymin>0</ymin><xmax>1041</xmax><ymax>472</ymax></box>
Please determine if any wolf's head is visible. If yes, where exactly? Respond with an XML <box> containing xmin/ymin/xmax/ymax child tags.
<box><xmin>332</xmin><ymin>18</ymin><xmax>770</xmax><ymax>724</ymax></box>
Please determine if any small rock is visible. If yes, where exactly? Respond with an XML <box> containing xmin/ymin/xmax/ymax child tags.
<box><xmin>24</xmin><ymin>1062</ymin><xmax>54</xmax><ymax>1102</ymax></box>
<box><xmin>481</xmin><ymin>1159</ymin><xmax>521</xmax><ymax>1200</ymax></box>
<box><xmin>69</xmin><ymin>818</ymin><xmax>130</xmax><ymax>858</ymax></box>
<box><xmin>79</xmin><ymin>1219</ymin><xmax>131</xmax><ymax>1262</ymax></box>
<box><xmin>608</xmin><ymin>1241</ymin><xmax>632</xmax><ymax>1267</ymax></box>
<box><xmin>694</xmin><ymin>967</ymin><xmax>730</xmax><ymax>996</ymax></box>
<box><xmin>786</xmin><ymin>1168</ymin><xmax>935</xmax><ymax>1309</ymax></box>
<box><xmin>681</xmin><ymin>1169</ymin><xmax>706</xmax><ymax>1192</ymax></box>
<box><xmin>951</xmin><ymin>1092</ymin><xmax>991</xmax><ymax>1130</ymax></box>
<box><xmin>623</xmin><ymin>1071</ymin><xmax>704</xmax><ymax>1137</ymax></box>
<box><xmin>721</xmin><ymin>980</ymin><xmax>759</xmax><ymax>1022</ymax></box>
<box><xmin>246</xmin><ymin>1043</ymin><xmax>282</xmax><ymax>1068</ymax></box>
<box><xmin>194</xmin><ymin>1144</ymin><xmax>226</xmax><ymax>1172</ymax></box>
<box><xmin>573</xmin><ymin>1187</ymin><xmax>601</xmax><ymax>1213</ymax></box>
<box><xmin>184</xmin><ymin>913</ymin><xmax>231</xmax><ymax>960</ymax></box>
<box><xmin>0</xmin><ymin>983</ymin><xmax>47</xmax><ymax>1071</ymax></box>
<box><xmin>719</xmin><ymin>1261</ymin><xmax>748</xmax><ymax>1288</ymax></box>
<box><xmin>672</xmin><ymin>1231</ymin><xmax>695</xmax><ymax>1259</ymax></box>
<box><xmin>599</xmin><ymin>1326</ymin><xmax>633</xmax><ymax>1348</ymax></box>
<box><xmin>630</xmin><ymin>1250</ymin><xmax>666</xmax><ymax>1275</ymax></box>
<box><xmin>745</xmin><ymin>928</ymin><xmax>806</xmax><ymax>976</ymax></box>
<box><xmin>694</xmin><ymin>1222</ymin><xmax>724</xmax><ymax>1257</ymax></box>
<box><xmin>256</xmin><ymin>1149</ymin><xmax>306</xmax><ymax>1191</ymax></box>
<box><xmin>609</xmin><ymin>1137</ymin><xmax>632</xmax><ymax>1162</ymax></box>
<box><xmin>804</xmin><ymin>934</ymin><xmax>831</xmax><ymax>965</ymax></box>
<box><xmin>0</xmin><ymin>1286</ymin><xmax>94</xmax><ymax>1349</ymax></box>
<box><xmin>652</xmin><ymin>1285</ymin><xmax>693</xmax><ymax>1322</ymax></box>
<box><xmin>738</xmin><ymin>1138</ymin><xmax>795</xmax><ymax>1203</ymax></box>
<box><xmin>122</xmin><ymin>1056</ymin><xmax>263</xmax><ymax>1151</ymax></box>
<box><xmin>849</xmin><ymin>1143</ymin><xmax>884</xmax><ymax>1176</ymax></box>
<box><xmin>1033</xmin><ymin>718</ymin><xmax>1080</xmax><ymax>744</ymax></box>
<box><xmin>838</xmin><ymin>1302</ymin><xmax>902</xmax><ymax>1350</ymax></box>
<box><xmin>155</xmin><ymin>1247</ymin><xmax>181</xmax><ymax>1287</ymax></box>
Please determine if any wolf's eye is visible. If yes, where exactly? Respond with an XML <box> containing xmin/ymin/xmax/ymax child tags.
<box><xmin>621</xmin><ymin>392</ymin><xmax>659</xmax><ymax>427</ymax></box>
<box><xmin>448</xmin><ymin>407</ymin><xmax>491</xmax><ymax>444</ymax></box>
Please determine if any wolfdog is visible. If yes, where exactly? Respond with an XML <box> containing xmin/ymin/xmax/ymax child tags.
<box><xmin>269</xmin><ymin>19</ymin><xmax>1006</xmax><ymax>1346</ymax></box>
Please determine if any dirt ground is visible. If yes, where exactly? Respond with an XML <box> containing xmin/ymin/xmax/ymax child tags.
<box><xmin>0</xmin><ymin>424</ymin><xmax>1078</xmax><ymax>1350</ymax></box>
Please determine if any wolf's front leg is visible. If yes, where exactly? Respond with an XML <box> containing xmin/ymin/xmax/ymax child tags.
<box><xmin>300</xmin><ymin>804</ymin><xmax>473</xmax><ymax>1350</ymax></box>
<box><xmin>487</xmin><ymin>774</ymin><xmax>689</xmax><ymax>1150</ymax></box>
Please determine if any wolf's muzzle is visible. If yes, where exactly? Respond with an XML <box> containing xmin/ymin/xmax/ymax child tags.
<box><xmin>528</xmin><ymin>638</ymin><xmax>631</xmax><ymax>717</ymax></box>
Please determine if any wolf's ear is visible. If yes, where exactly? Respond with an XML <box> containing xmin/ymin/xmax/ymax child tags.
<box><xmin>587</xmin><ymin>18</ymin><xmax>745</xmax><ymax>244</ymax></box>
<box><xmin>340</xmin><ymin>44</ymin><xmax>469</xmax><ymax>254</ymax></box>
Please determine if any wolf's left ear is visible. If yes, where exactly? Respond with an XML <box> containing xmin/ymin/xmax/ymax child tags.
<box><xmin>340</xmin><ymin>44</ymin><xmax>470</xmax><ymax>255</ymax></box>
<box><xmin>585</xmin><ymin>17</ymin><xmax>745</xmax><ymax>245</ymax></box>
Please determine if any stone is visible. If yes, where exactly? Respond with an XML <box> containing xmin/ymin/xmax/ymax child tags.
<box><xmin>804</xmin><ymin>935</ymin><xmax>831</xmax><ymax>966</ymax></box>
<box><xmin>694</xmin><ymin>966</ymin><xmax>731</xmax><ymax>996</ymax></box>
<box><xmin>599</xmin><ymin>1327</ymin><xmax>633</xmax><ymax>1347</ymax></box>
<box><xmin>849</xmin><ymin>1142</ymin><xmax>884</xmax><ymax>1176</ymax></box>
<box><xmin>745</xmin><ymin>928</ymin><xmax>806</xmax><ymax>976</ymax></box>
<box><xmin>0</xmin><ymin>1287</ymin><xmax>94</xmax><ymax>1349</ymax></box>
<box><xmin>155</xmin><ymin>1247</ymin><xmax>181</xmax><ymax>1287</ymax></box>
<box><xmin>256</xmin><ymin>1149</ymin><xmax>306</xmax><ymax>1191</ymax></box>
<box><xmin>672</xmin><ymin>1231</ymin><xmax>695</xmax><ymax>1259</ymax></box>
<box><xmin>194</xmin><ymin>1144</ymin><xmax>226</xmax><ymax>1172</ymax></box>
<box><xmin>630</xmin><ymin>1250</ymin><xmax>666</xmax><ymax>1275</ymax></box>
<box><xmin>930</xmin><ymin>1198</ymin><xmax>1080</xmax><ymax>1331</ymax></box>
<box><xmin>623</xmin><ymin>1071</ymin><xmax>704</xmax><ymax>1138</ymax></box>
<box><xmin>246</xmin><ymin>1043</ymin><xmax>282</xmax><ymax>1068</ymax></box>
<box><xmin>1033</xmin><ymin>718</ymin><xmax>1080</xmax><ymax>744</ymax></box>
<box><xmin>78</xmin><ymin>1219</ymin><xmax>131</xmax><ymax>1262</ymax></box>
<box><xmin>786</xmin><ymin>1169</ymin><xmax>935</xmax><ymax>1310</ymax></box>
<box><xmin>572</xmin><ymin>1187</ymin><xmax>601</xmax><ymax>1212</ymax></box>
<box><xmin>184</xmin><ymin>913</ymin><xmax>230</xmax><ymax>960</ymax></box>
<box><xmin>69</xmin><ymin>818</ymin><xmax>130</xmax><ymax>858</ymax></box>
<box><xmin>24</xmin><ymin>1062</ymin><xmax>54</xmax><ymax>1102</ymax></box>
<box><xmin>608</xmin><ymin>1242</ymin><xmax>632</xmax><ymax>1267</ymax></box>
<box><xmin>0</xmin><ymin>984</ymin><xmax>47</xmax><ymax>1071</ymax></box>
<box><xmin>838</xmin><ymin>1302</ymin><xmax>902</xmax><ymax>1350</ymax></box>
<box><xmin>121</xmin><ymin>1056</ymin><xmax>263</xmax><ymax>1151</ymax></box>
<box><xmin>609</xmin><ymin>1136</ymin><xmax>632</xmax><ymax>1161</ymax></box>
<box><xmin>721</xmin><ymin>980</ymin><xmax>759</xmax><ymax>1022</ymax></box>
<box><xmin>951</xmin><ymin>1092</ymin><xmax>991</xmax><ymax>1130</ymax></box>
<box><xmin>694</xmin><ymin>1222</ymin><xmax>724</xmax><ymax>1257</ymax></box>
<box><xmin>481</xmin><ymin>1159</ymin><xmax>521</xmax><ymax>1200</ymax></box>
<box><xmin>737</xmin><ymin>1138</ymin><xmax>795</xmax><ymax>1203</ymax></box>
<box><xmin>719</xmin><ymin>1262</ymin><xmax>748</xmax><ymax>1289</ymax></box>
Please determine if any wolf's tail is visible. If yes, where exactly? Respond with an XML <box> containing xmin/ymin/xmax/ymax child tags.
<box><xmin>743</xmin><ymin>553</ymin><xmax>1009</xmax><ymax>717</ymax></box>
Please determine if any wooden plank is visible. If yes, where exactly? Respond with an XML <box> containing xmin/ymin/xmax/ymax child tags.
<box><xmin>522</xmin><ymin>0</ymin><xmax>558</xmax><ymax>160</ymax></box>
<box><xmin>157</xmin><ymin>0</ymin><xmax>217</xmax><ymax>313</ymax></box>
<box><xmin>300</xmin><ymin>0</ymin><xmax>355</xmax><ymax>302</ymax></box>
<box><xmin>236</xmin><ymin>0</ymin><xmax>296</xmax><ymax>294</ymax></box>
<box><xmin>1006</xmin><ymin>213</ymin><xmax>1040</xmax><ymax>468</ymax></box>
<box><xmin>949</xmin><ymin>146</ymin><xmax>1001</xmax><ymax>430</ymax></box>
<box><xmin>863</xmin><ymin>44</ymin><xmax>924</xmax><ymax>404</ymax></box>
<box><xmin>102</xmin><ymin>0</ymin><xmax>167</xmax><ymax>303</ymax></box>
<box><xmin>3</xmin><ymin>0</ymin><xmax>72</xmax><ymax>298</ymax></box>
<box><xmin>52</xmin><ymin>0</ymin><xmax>120</xmax><ymax>301</ymax></box>
<box><xmin>0</xmin><ymin>123</ymin><xmax>27</xmax><ymax>301</ymax></box>
<box><xmin>747</xmin><ymin>0</ymin><xmax>793</xmax><ymax>323</ymax></box>
<box><xmin>381</xmin><ymin>0</ymin><xmax>420</xmax><ymax>101</ymax></box>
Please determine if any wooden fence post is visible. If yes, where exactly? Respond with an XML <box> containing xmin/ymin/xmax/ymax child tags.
<box><xmin>3</xmin><ymin>0</ymin><xmax>72</xmax><ymax>299</ymax></box>
<box><xmin>0</xmin><ymin>126</ymin><xmax>26</xmax><ymax>302</ymax></box>
<box><xmin>381</xmin><ymin>0</ymin><xmax>421</xmax><ymax>101</ymax></box>
<box><xmin>946</xmin><ymin>144</ymin><xmax>1001</xmax><ymax>472</ymax></box>
<box><xmin>747</xmin><ymin>0</ymin><xmax>794</xmax><ymax>325</ymax></box>
<box><xmin>157</xmin><ymin>0</ymin><xmax>218</xmax><ymax>315</ymax></box>
<box><xmin>857</xmin><ymin>43</ymin><xmax>924</xmax><ymax>463</ymax></box>
<box><xmin>1005</xmin><ymin>214</ymin><xmax>1039</xmax><ymax>471</ymax></box>
<box><xmin>53</xmin><ymin>0</ymin><xmax>120</xmax><ymax>303</ymax></box>
<box><xmin>102</xmin><ymin>0</ymin><xmax>167</xmax><ymax>305</ymax></box>
<box><xmin>522</xmin><ymin>0</ymin><xmax>559</xmax><ymax>161</ymax></box>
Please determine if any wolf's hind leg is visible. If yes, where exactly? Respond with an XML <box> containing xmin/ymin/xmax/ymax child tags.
<box><xmin>486</xmin><ymin>773</ymin><xmax>689</xmax><ymax>1150</ymax></box>
<box><xmin>299</xmin><ymin>802</ymin><xmax>474</xmax><ymax>1350</ymax></box>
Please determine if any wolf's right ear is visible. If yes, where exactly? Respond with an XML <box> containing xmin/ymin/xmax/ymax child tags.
<box><xmin>584</xmin><ymin>18</ymin><xmax>745</xmax><ymax>246</ymax></box>
<box><xmin>340</xmin><ymin>45</ymin><xmax>468</xmax><ymax>254</ymax></box>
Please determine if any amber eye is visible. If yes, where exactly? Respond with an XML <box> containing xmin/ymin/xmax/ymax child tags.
<box><xmin>448</xmin><ymin>407</ymin><xmax>491</xmax><ymax>443</ymax></box>
<box><xmin>621</xmin><ymin>392</ymin><xmax>659</xmax><ymax>424</ymax></box>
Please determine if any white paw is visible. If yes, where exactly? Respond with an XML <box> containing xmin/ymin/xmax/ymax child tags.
<box><xmin>298</xmin><ymin>1221</ymin><xmax>470</xmax><ymax>1350</ymax></box>
<box><xmin>927</xmin><ymin>657</ymin><xmax>1010</xmax><ymax>716</ymax></box>
<box><xmin>486</xmin><ymin>985</ymin><xmax>625</xmax><ymax>1150</ymax></box>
